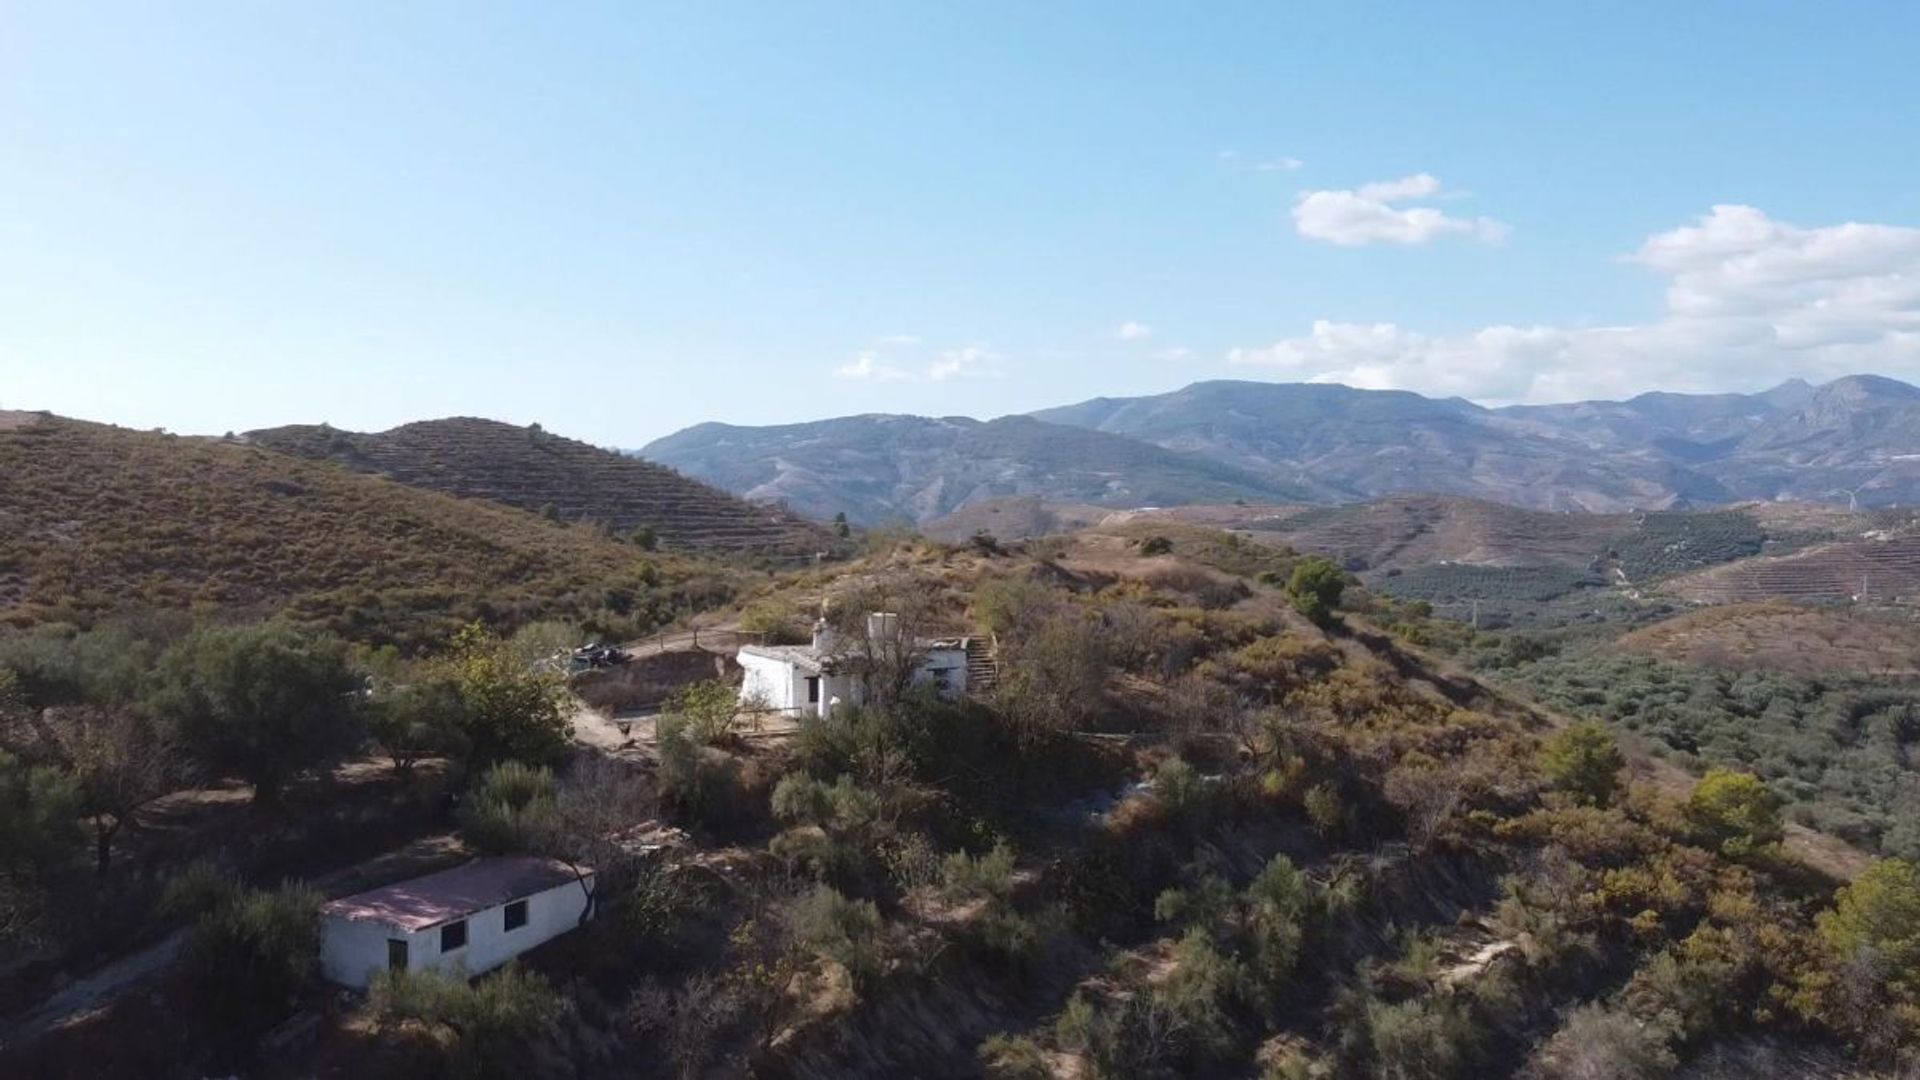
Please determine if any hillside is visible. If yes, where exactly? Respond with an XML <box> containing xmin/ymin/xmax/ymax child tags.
<box><xmin>641</xmin><ymin>413</ymin><xmax>1307</xmax><ymax>525</ymax></box>
<box><xmin>650</xmin><ymin>375</ymin><xmax>1920</xmax><ymax>521</ymax></box>
<box><xmin>8</xmin><ymin>520</ymin><xmax>1907</xmax><ymax>1080</ymax></box>
<box><xmin>1617</xmin><ymin>602</ymin><xmax>1920</xmax><ymax>676</ymax></box>
<box><xmin>1663</xmin><ymin>526</ymin><xmax>1920</xmax><ymax>605</ymax></box>
<box><xmin>0</xmin><ymin>414</ymin><xmax>727</xmax><ymax>647</ymax></box>
<box><xmin>248</xmin><ymin>418</ymin><xmax>835</xmax><ymax>555</ymax></box>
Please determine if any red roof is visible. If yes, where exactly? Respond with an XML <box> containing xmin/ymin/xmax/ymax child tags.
<box><xmin>321</xmin><ymin>856</ymin><xmax>587</xmax><ymax>931</ymax></box>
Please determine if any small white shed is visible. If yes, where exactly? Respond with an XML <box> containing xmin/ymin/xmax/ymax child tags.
<box><xmin>320</xmin><ymin>855</ymin><xmax>593</xmax><ymax>990</ymax></box>
<box><xmin>737</xmin><ymin>612</ymin><xmax>973</xmax><ymax>718</ymax></box>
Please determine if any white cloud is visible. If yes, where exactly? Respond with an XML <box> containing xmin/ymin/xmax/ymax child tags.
<box><xmin>833</xmin><ymin>350</ymin><xmax>907</xmax><ymax>381</ymax></box>
<box><xmin>1230</xmin><ymin>205</ymin><xmax>1920</xmax><ymax>402</ymax></box>
<box><xmin>836</xmin><ymin>338</ymin><xmax>1002</xmax><ymax>383</ymax></box>
<box><xmin>1117</xmin><ymin>321</ymin><xmax>1153</xmax><ymax>341</ymax></box>
<box><xmin>928</xmin><ymin>345</ymin><xmax>1000</xmax><ymax>382</ymax></box>
<box><xmin>1219</xmin><ymin>150</ymin><xmax>1305</xmax><ymax>173</ymax></box>
<box><xmin>1292</xmin><ymin>173</ymin><xmax>1508</xmax><ymax>247</ymax></box>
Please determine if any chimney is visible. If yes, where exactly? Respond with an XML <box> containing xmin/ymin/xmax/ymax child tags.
<box><xmin>811</xmin><ymin>617</ymin><xmax>836</xmax><ymax>653</ymax></box>
<box><xmin>866</xmin><ymin>612</ymin><xmax>900</xmax><ymax>644</ymax></box>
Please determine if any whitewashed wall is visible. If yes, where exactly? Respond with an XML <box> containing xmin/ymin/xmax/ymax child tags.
<box><xmin>320</xmin><ymin>875</ymin><xmax>594</xmax><ymax>990</ymax></box>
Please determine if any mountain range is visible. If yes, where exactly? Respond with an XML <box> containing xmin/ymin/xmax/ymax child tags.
<box><xmin>642</xmin><ymin>374</ymin><xmax>1920</xmax><ymax>524</ymax></box>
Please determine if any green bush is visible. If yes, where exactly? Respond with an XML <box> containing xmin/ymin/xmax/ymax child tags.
<box><xmin>1541</xmin><ymin>722</ymin><xmax>1625</xmax><ymax>807</ymax></box>
<box><xmin>178</xmin><ymin>880</ymin><xmax>323</xmax><ymax>1035</ymax></box>
<box><xmin>1684</xmin><ymin>768</ymin><xmax>1784</xmax><ymax>859</ymax></box>
<box><xmin>1819</xmin><ymin>857</ymin><xmax>1920</xmax><ymax>1001</ymax></box>
<box><xmin>1286</xmin><ymin>557</ymin><xmax>1347</xmax><ymax>626</ymax></box>
<box><xmin>791</xmin><ymin>884</ymin><xmax>884</xmax><ymax>989</ymax></box>
<box><xmin>977</xmin><ymin>1032</ymin><xmax>1051</xmax><ymax>1079</ymax></box>
<box><xmin>371</xmin><ymin>964</ymin><xmax>564</xmax><ymax>1080</ymax></box>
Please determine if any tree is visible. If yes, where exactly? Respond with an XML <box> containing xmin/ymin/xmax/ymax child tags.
<box><xmin>832</xmin><ymin>511</ymin><xmax>851</xmax><ymax>539</ymax></box>
<box><xmin>461</xmin><ymin>755</ymin><xmax>649</xmax><ymax>924</ymax></box>
<box><xmin>23</xmin><ymin>707</ymin><xmax>178</xmax><ymax>875</ymax></box>
<box><xmin>1684</xmin><ymin>768</ymin><xmax>1784</xmax><ymax>859</ymax></box>
<box><xmin>1286</xmin><ymin>557</ymin><xmax>1347</xmax><ymax>626</ymax></box>
<box><xmin>152</xmin><ymin>623</ymin><xmax>362</xmax><ymax>805</ymax></box>
<box><xmin>821</xmin><ymin>576</ymin><xmax>941</xmax><ymax>708</ymax></box>
<box><xmin>367</xmin><ymin>677</ymin><xmax>468</xmax><ymax>780</ymax></box>
<box><xmin>0</xmin><ymin>748</ymin><xmax>80</xmax><ymax>871</ymax></box>
<box><xmin>630</xmin><ymin>524</ymin><xmax>659</xmax><ymax>551</ymax></box>
<box><xmin>1819</xmin><ymin>858</ymin><xmax>1920</xmax><ymax>1001</ymax></box>
<box><xmin>440</xmin><ymin>625</ymin><xmax>570</xmax><ymax>773</ymax></box>
<box><xmin>662</xmin><ymin>679</ymin><xmax>741</xmax><ymax>744</ymax></box>
<box><xmin>1541</xmin><ymin>722</ymin><xmax>1625</xmax><ymax>807</ymax></box>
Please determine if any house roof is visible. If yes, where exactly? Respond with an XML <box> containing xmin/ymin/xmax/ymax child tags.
<box><xmin>321</xmin><ymin>856</ymin><xmax>587</xmax><ymax>932</ymax></box>
<box><xmin>738</xmin><ymin>637</ymin><xmax>972</xmax><ymax>673</ymax></box>
<box><xmin>738</xmin><ymin>643</ymin><xmax>825</xmax><ymax>673</ymax></box>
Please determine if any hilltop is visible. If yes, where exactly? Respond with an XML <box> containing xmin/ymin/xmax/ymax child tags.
<box><xmin>650</xmin><ymin>374</ymin><xmax>1920</xmax><ymax>520</ymax></box>
<box><xmin>249</xmin><ymin>417</ymin><xmax>836</xmax><ymax>555</ymax></box>
<box><xmin>0</xmin><ymin>413</ymin><xmax>729</xmax><ymax>647</ymax></box>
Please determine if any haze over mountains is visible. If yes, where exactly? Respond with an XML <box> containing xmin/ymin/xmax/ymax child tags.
<box><xmin>643</xmin><ymin>374</ymin><xmax>1920</xmax><ymax>524</ymax></box>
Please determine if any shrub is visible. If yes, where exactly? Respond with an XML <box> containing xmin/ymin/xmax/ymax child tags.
<box><xmin>1819</xmin><ymin>858</ymin><xmax>1920</xmax><ymax>1001</ymax></box>
<box><xmin>1541</xmin><ymin>722</ymin><xmax>1625</xmax><ymax>807</ymax></box>
<box><xmin>178</xmin><ymin>880</ymin><xmax>323</xmax><ymax>1036</ymax></box>
<box><xmin>977</xmin><ymin>1032</ymin><xmax>1050</xmax><ymax>1079</ymax></box>
<box><xmin>1155</xmin><ymin>928</ymin><xmax>1248</xmax><ymax>1060</ymax></box>
<box><xmin>371</xmin><ymin>964</ymin><xmax>564</xmax><ymax>1080</ymax></box>
<box><xmin>1286</xmin><ymin>557</ymin><xmax>1347</xmax><ymax>626</ymax></box>
<box><xmin>1364</xmin><ymin>993</ymin><xmax>1481</xmax><ymax>1080</ymax></box>
<box><xmin>1530</xmin><ymin>1002</ymin><xmax>1677</xmax><ymax>1080</ymax></box>
<box><xmin>791</xmin><ymin>884</ymin><xmax>885</xmax><ymax>989</ymax></box>
<box><xmin>1684</xmin><ymin>768</ymin><xmax>1784</xmax><ymax>859</ymax></box>
<box><xmin>1139</xmin><ymin>535</ymin><xmax>1174</xmax><ymax>557</ymax></box>
<box><xmin>1304</xmin><ymin>783</ymin><xmax>1346</xmax><ymax>839</ymax></box>
<box><xmin>459</xmin><ymin>761</ymin><xmax>557</xmax><ymax>852</ymax></box>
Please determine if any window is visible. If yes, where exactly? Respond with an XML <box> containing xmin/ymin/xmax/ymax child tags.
<box><xmin>806</xmin><ymin>676</ymin><xmax>820</xmax><ymax>704</ymax></box>
<box><xmin>387</xmin><ymin>938</ymin><xmax>409</xmax><ymax>971</ymax></box>
<box><xmin>440</xmin><ymin>919</ymin><xmax>467</xmax><ymax>953</ymax></box>
<box><xmin>504</xmin><ymin>899</ymin><xmax>528</xmax><ymax>931</ymax></box>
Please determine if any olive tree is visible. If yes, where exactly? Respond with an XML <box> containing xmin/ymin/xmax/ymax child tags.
<box><xmin>152</xmin><ymin>623</ymin><xmax>362</xmax><ymax>805</ymax></box>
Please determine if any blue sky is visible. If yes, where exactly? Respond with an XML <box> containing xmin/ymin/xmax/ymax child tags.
<box><xmin>6</xmin><ymin>2</ymin><xmax>1920</xmax><ymax>446</ymax></box>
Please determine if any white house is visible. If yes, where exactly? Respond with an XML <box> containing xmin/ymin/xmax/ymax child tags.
<box><xmin>737</xmin><ymin>612</ymin><xmax>976</xmax><ymax>718</ymax></box>
<box><xmin>320</xmin><ymin>855</ymin><xmax>593</xmax><ymax>990</ymax></box>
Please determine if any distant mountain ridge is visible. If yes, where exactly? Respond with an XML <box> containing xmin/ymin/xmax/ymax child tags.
<box><xmin>643</xmin><ymin>374</ymin><xmax>1920</xmax><ymax>523</ymax></box>
<box><xmin>641</xmin><ymin>413</ymin><xmax>1307</xmax><ymax>525</ymax></box>
<box><xmin>648</xmin><ymin>368</ymin><xmax>1920</xmax><ymax>522</ymax></box>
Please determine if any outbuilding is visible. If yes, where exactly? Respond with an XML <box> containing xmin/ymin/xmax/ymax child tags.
<box><xmin>737</xmin><ymin>611</ymin><xmax>977</xmax><ymax>718</ymax></box>
<box><xmin>319</xmin><ymin>855</ymin><xmax>593</xmax><ymax>990</ymax></box>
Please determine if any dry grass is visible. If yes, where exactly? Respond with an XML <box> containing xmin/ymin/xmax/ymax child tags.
<box><xmin>1619</xmin><ymin>601</ymin><xmax>1920</xmax><ymax>676</ymax></box>
<box><xmin>0</xmin><ymin>416</ymin><xmax>735</xmax><ymax>648</ymax></box>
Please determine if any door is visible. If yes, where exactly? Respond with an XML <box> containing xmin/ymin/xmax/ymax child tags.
<box><xmin>387</xmin><ymin>938</ymin><xmax>409</xmax><ymax>971</ymax></box>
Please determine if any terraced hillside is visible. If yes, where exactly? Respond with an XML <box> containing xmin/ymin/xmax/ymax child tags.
<box><xmin>0</xmin><ymin>414</ymin><xmax>728</xmax><ymax>647</ymax></box>
<box><xmin>249</xmin><ymin>418</ymin><xmax>835</xmax><ymax>555</ymax></box>
<box><xmin>1663</xmin><ymin>529</ymin><xmax>1920</xmax><ymax>605</ymax></box>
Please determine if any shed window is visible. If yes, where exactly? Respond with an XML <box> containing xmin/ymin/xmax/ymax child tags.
<box><xmin>504</xmin><ymin>899</ymin><xmax>528</xmax><ymax>932</ymax></box>
<box><xmin>806</xmin><ymin>676</ymin><xmax>820</xmax><ymax>704</ymax></box>
<box><xmin>440</xmin><ymin>919</ymin><xmax>468</xmax><ymax>953</ymax></box>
